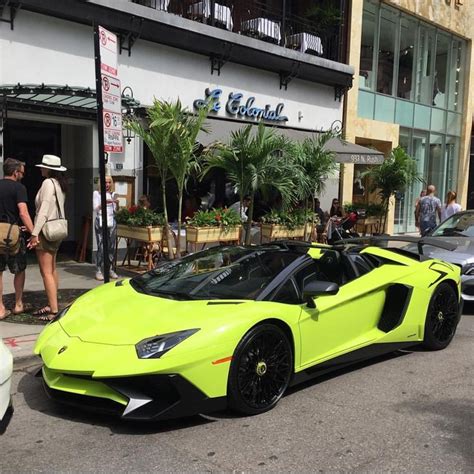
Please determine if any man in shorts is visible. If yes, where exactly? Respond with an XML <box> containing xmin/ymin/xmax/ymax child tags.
<box><xmin>0</xmin><ymin>158</ymin><xmax>34</xmax><ymax>319</ymax></box>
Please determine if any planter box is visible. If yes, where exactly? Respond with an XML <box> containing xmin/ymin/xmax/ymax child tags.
<box><xmin>186</xmin><ymin>225</ymin><xmax>241</xmax><ymax>244</ymax></box>
<box><xmin>261</xmin><ymin>224</ymin><xmax>306</xmax><ymax>241</ymax></box>
<box><xmin>116</xmin><ymin>224</ymin><xmax>163</xmax><ymax>242</ymax></box>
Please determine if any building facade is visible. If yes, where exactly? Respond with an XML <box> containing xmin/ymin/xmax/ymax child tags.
<box><xmin>344</xmin><ymin>0</ymin><xmax>474</xmax><ymax>234</ymax></box>
<box><xmin>0</xmin><ymin>0</ymin><xmax>353</xmax><ymax>257</ymax></box>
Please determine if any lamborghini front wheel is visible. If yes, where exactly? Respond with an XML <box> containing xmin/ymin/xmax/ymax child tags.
<box><xmin>422</xmin><ymin>282</ymin><xmax>460</xmax><ymax>350</ymax></box>
<box><xmin>228</xmin><ymin>324</ymin><xmax>293</xmax><ymax>416</ymax></box>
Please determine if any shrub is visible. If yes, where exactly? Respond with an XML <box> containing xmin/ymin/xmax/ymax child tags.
<box><xmin>115</xmin><ymin>206</ymin><xmax>166</xmax><ymax>227</ymax></box>
<box><xmin>186</xmin><ymin>208</ymin><xmax>241</xmax><ymax>228</ymax></box>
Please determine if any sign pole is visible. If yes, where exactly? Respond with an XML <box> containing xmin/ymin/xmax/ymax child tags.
<box><xmin>94</xmin><ymin>23</ymin><xmax>110</xmax><ymax>283</ymax></box>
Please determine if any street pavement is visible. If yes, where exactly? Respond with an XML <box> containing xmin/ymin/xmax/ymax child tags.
<box><xmin>0</xmin><ymin>262</ymin><xmax>103</xmax><ymax>362</ymax></box>
<box><xmin>1</xmin><ymin>308</ymin><xmax>473</xmax><ymax>471</ymax></box>
<box><xmin>1</xmin><ymin>261</ymin><xmax>473</xmax><ymax>471</ymax></box>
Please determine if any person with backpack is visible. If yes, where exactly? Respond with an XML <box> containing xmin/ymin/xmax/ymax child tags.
<box><xmin>0</xmin><ymin>158</ymin><xmax>34</xmax><ymax>319</ymax></box>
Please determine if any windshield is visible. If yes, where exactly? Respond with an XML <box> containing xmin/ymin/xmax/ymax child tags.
<box><xmin>131</xmin><ymin>246</ymin><xmax>302</xmax><ymax>300</ymax></box>
<box><xmin>432</xmin><ymin>213</ymin><xmax>474</xmax><ymax>238</ymax></box>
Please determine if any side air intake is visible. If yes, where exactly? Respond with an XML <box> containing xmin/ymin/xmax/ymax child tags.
<box><xmin>378</xmin><ymin>284</ymin><xmax>412</xmax><ymax>332</ymax></box>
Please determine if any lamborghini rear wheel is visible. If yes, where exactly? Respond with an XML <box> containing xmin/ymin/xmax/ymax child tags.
<box><xmin>228</xmin><ymin>324</ymin><xmax>293</xmax><ymax>416</ymax></box>
<box><xmin>422</xmin><ymin>282</ymin><xmax>460</xmax><ymax>350</ymax></box>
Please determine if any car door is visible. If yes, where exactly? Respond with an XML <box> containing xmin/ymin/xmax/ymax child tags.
<box><xmin>297</xmin><ymin>257</ymin><xmax>408</xmax><ymax>369</ymax></box>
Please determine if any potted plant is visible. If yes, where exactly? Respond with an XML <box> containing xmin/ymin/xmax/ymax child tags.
<box><xmin>185</xmin><ymin>207</ymin><xmax>242</xmax><ymax>250</ymax></box>
<box><xmin>362</xmin><ymin>147</ymin><xmax>422</xmax><ymax>232</ymax></box>
<box><xmin>260</xmin><ymin>208</ymin><xmax>318</xmax><ymax>242</ymax></box>
<box><xmin>116</xmin><ymin>206</ymin><xmax>166</xmax><ymax>241</ymax></box>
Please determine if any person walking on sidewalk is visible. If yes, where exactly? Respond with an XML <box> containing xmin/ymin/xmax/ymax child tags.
<box><xmin>415</xmin><ymin>184</ymin><xmax>442</xmax><ymax>236</ymax></box>
<box><xmin>93</xmin><ymin>175</ymin><xmax>119</xmax><ymax>281</ymax></box>
<box><xmin>28</xmin><ymin>155</ymin><xmax>68</xmax><ymax>321</ymax></box>
<box><xmin>0</xmin><ymin>158</ymin><xmax>35</xmax><ymax>319</ymax></box>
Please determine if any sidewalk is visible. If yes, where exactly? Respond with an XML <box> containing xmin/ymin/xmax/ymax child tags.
<box><xmin>0</xmin><ymin>261</ymin><xmax>105</xmax><ymax>365</ymax></box>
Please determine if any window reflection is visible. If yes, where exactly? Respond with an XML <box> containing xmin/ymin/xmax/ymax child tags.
<box><xmin>448</xmin><ymin>41</ymin><xmax>463</xmax><ymax>111</ymax></box>
<box><xmin>433</xmin><ymin>33</ymin><xmax>450</xmax><ymax>108</ymax></box>
<box><xmin>359</xmin><ymin>2</ymin><xmax>377</xmax><ymax>91</ymax></box>
<box><xmin>397</xmin><ymin>17</ymin><xmax>416</xmax><ymax>100</ymax></box>
<box><xmin>376</xmin><ymin>8</ymin><xmax>398</xmax><ymax>95</ymax></box>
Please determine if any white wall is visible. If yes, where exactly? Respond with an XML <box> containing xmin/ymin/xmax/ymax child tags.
<box><xmin>0</xmin><ymin>11</ymin><xmax>343</xmax><ymax>133</ymax></box>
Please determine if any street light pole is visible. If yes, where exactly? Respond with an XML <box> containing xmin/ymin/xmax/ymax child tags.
<box><xmin>93</xmin><ymin>23</ymin><xmax>110</xmax><ymax>283</ymax></box>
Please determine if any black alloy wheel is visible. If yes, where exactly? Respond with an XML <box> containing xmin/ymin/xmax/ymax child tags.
<box><xmin>422</xmin><ymin>282</ymin><xmax>460</xmax><ymax>350</ymax></box>
<box><xmin>228</xmin><ymin>324</ymin><xmax>293</xmax><ymax>415</ymax></box>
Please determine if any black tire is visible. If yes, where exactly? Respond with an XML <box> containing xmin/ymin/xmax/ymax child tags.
<box><xmin>228</xmin><ymin>324</ymin><xmax>293</xmax><ymax>416</ymax></box>
<box><xmin>422</xmin><ymin>282</ymin><xmax>460</xmax><ymax>350</ymax></box>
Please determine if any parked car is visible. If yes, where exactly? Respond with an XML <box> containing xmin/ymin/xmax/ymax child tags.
<box><xmin>35</xmin><ymin>241</ymin><xmax>461</xmax><ymax>421</ymax></box>
<box><xmin>417</xmin><ymin>211</ymin><xmax>474</xmax><ymax>301</ymax></box>
<box><xmin>0</xmin><ymin>338</ymin><xmax>13</xmax><ymax>434</ymax></box>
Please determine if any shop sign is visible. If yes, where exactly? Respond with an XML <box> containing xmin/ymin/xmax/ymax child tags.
<box><xmin>193</xmin><ymin>88</ymin><xmax>288</xmax><ymax>123</ymax></box>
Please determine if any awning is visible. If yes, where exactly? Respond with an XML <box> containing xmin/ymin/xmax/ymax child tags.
<box><xmin>199</xmin><ymin>118</ymin><xmax>385</xmax><ymax>165</ymax></box>
<box><xmin>0</xmin><ymin>84</ymin><xmax>141</xmax><ymax>120</ymax></box>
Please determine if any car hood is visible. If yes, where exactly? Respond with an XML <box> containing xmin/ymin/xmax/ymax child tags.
<box><xmin>59</xmin><ymin>280</ymin><xmax>249</xmax><ymax>345</ymax></box>
<box><xmin>421</xmin><ymin>236</ymin><xmax>474</xmax><ymax>265</ymax></box>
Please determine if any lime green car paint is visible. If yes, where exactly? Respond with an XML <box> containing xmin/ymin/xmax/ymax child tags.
<box><xmin>34</xmin><ymin>243</ymin><xmax>461</xmax><ymax>420</ymax></box>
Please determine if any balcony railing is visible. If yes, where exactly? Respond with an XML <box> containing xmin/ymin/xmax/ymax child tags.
<box><xmin>131</xmin><ymin>0</ymin><xmax>347</xmax><ymax>63</ymax></box>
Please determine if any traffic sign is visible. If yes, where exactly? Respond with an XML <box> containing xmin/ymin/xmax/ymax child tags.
<box><xmin>99</xmin><ymin>26</ymin><xmax>118</xmax><ymax>77</ymax></box>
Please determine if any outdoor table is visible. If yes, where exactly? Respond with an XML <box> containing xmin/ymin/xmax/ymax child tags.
<box><xmin>240</xmin><ymin>17</ymin><xmax>281</xmax><ymax>43</ymax></box>
<box><xmin>188</xmin><ymin>0</ymin><xmax>233</xmax><ymax>30</ymax></box>
<box><xmin>286</xmin><ymin>32</ymin><xmax>323</xmax><ymax>56</ymax></box>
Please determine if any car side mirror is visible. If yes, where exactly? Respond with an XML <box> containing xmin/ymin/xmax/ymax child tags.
<box><xmin>302</xmin><ymin>280</ymin><xmax>339</xmax><ymax>309</ymax></box>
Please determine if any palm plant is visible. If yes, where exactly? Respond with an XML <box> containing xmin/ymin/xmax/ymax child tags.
<box><xmin>125</xmin><ymin>99</ymin><xmax>175</xmax><ymax>257</ymax></box>
<box><xmin>291</xmin><ymin>130</ymin><xmax>338</xmax><ymax>235</ymax></box>
<box><xmin>204</xmin><ymin>123</ymin><xmax>303</xmax><ymax>244</ymax></box>
<box><xmin>363</xmin><ymin>146</ymin><xmax>422</xmax><ymax>232</ymax></box>
<box><xmin>150</xmin><ymin>100</ymin><xmax>210</xmax><ymax>256</ymax></box>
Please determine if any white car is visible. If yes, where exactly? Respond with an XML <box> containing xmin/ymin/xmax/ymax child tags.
<box><xmin>0</xmin><ymin>338</ymin><xmax>13</xmax><ymax>434</ymax></box>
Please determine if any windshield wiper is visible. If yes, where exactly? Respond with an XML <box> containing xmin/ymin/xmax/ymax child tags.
<box><xmin>441</xmin><ymin>229</ymin><xmax>466</xmax><ymax>237</ymax></box>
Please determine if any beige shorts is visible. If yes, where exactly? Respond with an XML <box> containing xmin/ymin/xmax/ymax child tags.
<box><xmin>37</xmin><ymin>233</ymin><xmax>62</xmax><ymax>254</ymax></box>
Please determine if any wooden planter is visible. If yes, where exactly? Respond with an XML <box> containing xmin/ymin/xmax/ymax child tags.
<box><xmin>186</xmin><ymin>225</ymin><xmax>242</xmax><ymax>244</ymax></box>
<box><xmin>261</xmin><ymin>224</ymin><xmax>306</xmax><ymax>242</ymax></box>
<box><xmin>116</xmin><ymin>224</ymin><xmax>163</xmax><ymax>242</ymax></box>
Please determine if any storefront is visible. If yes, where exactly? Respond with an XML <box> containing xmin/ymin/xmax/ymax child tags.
<box><xmin>343</xmin><ymin>0</ymin><xmax>474</xmax><ymax>234</ymax></box>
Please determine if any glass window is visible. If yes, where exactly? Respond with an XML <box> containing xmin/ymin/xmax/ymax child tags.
<box><xmin>377</xmin><ymin>8</ymin><xmax>399</xmax><ymax>95</ymax></box>
<box><xmin>447</xmin><ymin>112</ymin><xmax>462</xmax><ymax>136</ymax></box>
<box><xmin>358</xmin><ymin>90</ymin><xmax>375</xmax><ymax>119</ymax></box>
<box><xmin>415</xmin><ymin>26</ymin><xmax>435</xmax><ymax>105</ymax></box>
<box><xmin>433</xmin><ymin>33</ymin><xmax>450</xmax><ymax>108</ymax></box>
<box><xmin>359</xmin><ymin>1</ymin><xmax>378</xmax><ymax>91</ymax></box>
<box><xmin>273</xmin><ymin>279</ymin><xmax>300</xmax><ymax>305</ymax></box>
<box><xmin>448</xmin><ymin>40</ymin><xmax>463</xmax><ymax>111</ymax></box>
<box><xmin>432</xmin><ymin>213</ymin><xmax>474</xmax><ymax>238</ymax></box>
<box><xmin>445</xmin><ymin>136</ymin><xmax>459</xmax><ymax>192</ymax></box>
<box><xmin>427</xmin><ymin>134</ymin><xmax>446</xmax><ymax>199</ymax></box>
<box><xmin>431</xmin><ymin>108</ymin><xmax>446</xmax><ymax>133</ymax></box>
<box><xmin>414</xmin><ymin>104</ymin><xmax>431</xmax><ymax>129</ymax></box>
<box><xmin>131</xmin><ymin>247</ymin><xmax>301</xmax><ymax>300</ymax></box>
<box><xmin>397</xmin><ymin>17</ymin><xmax>417</xmax><ymax>100</ymax></box>
<box><xmin>395</xmin><ymin>99</ymin><xmax>414</xmax><ymax>127</ymax></box>
<box><xmin>374</xmin><ymin>95</ymin><xmax>395</xmax><ymax>122</ymax></box>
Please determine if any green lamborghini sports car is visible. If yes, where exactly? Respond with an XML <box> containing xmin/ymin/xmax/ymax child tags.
<box><xmin>35</xmin><ymin>239</ymin><xmax>462</xmax><ymax>421</ymax></box>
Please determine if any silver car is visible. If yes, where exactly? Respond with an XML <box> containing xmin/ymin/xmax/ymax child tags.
<box><xmin>422</xmin><ymin>211</ymin><xmax>474</xmax><ymax>301</ymax></box>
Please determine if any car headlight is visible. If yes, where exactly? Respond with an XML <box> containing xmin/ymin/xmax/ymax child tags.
<box><xmin>135</xmin><ymin>329</ymin><xmax>200</xmax><ymax>359</ymax></box>
<box><xmin>462</xmin><ymin>263</ymin><xmax>474</xmax><ymax>275</ymax></box>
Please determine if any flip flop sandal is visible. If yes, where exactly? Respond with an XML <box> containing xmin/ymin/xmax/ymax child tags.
<box><xmin>38</xmin><ymin>312</ymin><xmax>58</xmax><ymax>322</ymax></box>
<box><xmin>33</xmin><ymin>306</ymin><xmax>51</xmax><ymax>316</ymax></box>
<box><xmin>0</xmin><ymin>309</ymin><xmax>12</xmax><ymax>320</ymax></box>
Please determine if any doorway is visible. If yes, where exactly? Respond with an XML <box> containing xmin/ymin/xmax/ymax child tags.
<box><xmin>4</xmin><ymin>119</ymin><xmax>61</xmax><ymax>219</ymax></box>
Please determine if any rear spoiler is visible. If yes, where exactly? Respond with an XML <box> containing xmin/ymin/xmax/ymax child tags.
<box><xmin>336</xmin><ymin>236</ymin><xmax>457</xmax><ymax>255</ymax></box>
